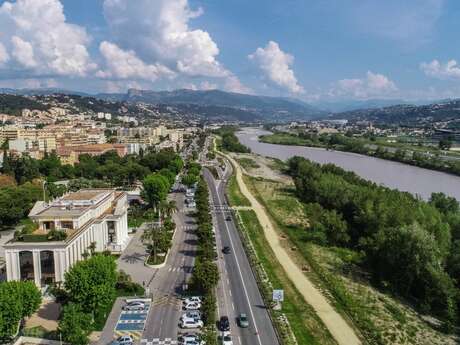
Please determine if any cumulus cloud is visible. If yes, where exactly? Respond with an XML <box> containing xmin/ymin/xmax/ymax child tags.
<box><xmin>102</xmin><ymin>0</ymin><xmax>245</xmax><ymax>89</ymax></box>
<box><xmin>97</xmin><ymin>41</ymin><xmax>175</xmax><ymax>81</ymax></box>
<box><xmin>420</xmin><ymin>59</ymin><xmax>460</xmax><ymax>79</ymax></box>
<box><xmin>248</xmin><ymin>41</ymin><xmax>304</xmax><ymax>94</ymax></box>
<box><xmin>0</xmin><ymin>0</ymin><xmax>95</xmax><ymax>77</ymax></box>
<box><xmin>333</xmin><ymin>71</ymin><xmax>397</xmax><ymax>99</ymax></box>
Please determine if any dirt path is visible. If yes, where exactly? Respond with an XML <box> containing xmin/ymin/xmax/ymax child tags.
<box><xmin>223</xmin><ymin>152</ymin><xmax>362</xmax><ymax>345</ymax></box>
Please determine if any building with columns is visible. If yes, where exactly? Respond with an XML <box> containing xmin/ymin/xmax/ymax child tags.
<box><xmin>3</xmin><ymin>189</ymin><xmax>129</xmax><ymax>287</ymax></box>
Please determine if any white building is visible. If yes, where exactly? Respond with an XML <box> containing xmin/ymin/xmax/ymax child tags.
<box><xmin>3</xmin><ymin>189</ymin><xmax>129</xmax><ymax>287</ymax></box>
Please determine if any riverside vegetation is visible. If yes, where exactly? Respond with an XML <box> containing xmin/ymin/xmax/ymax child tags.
<box><xmin>260</xmin><ymin>131</ymin><xmax>460</xmax><ymax>177</ymax></box>
<box><xmin>240</xmin><ymin>153</ymin><xmax>460</xmax><ymax>344</ymax></box>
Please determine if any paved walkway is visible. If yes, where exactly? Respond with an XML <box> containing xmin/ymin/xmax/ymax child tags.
<box><xmin>223</xmin><ymin>152</ymin><xmax>362</xmax><ymax>345</ymax></box>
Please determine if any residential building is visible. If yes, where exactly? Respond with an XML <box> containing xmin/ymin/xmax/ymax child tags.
<box><xmin>3</xmin><ymin>189</ymin><xmax>129</xmax><ymax>287</ymax></box>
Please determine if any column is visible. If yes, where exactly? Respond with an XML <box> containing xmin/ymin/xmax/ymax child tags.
<box><xmin>32</xmin><ymin>250</ymin><xmax>41</xmax><ymax>287</ymax></box>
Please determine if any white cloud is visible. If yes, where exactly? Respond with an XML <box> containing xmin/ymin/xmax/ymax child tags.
<box><xmin>248</xmin><ymin>41</ymin><xmax>304</xmax><ymax>94</ymax></box>
<box><xmin>420</xmin><ymin>59</ymin><xmax>460</xmax><ymax>79</ymax></box>
<box><xmin>0</xmin><ymin>43</ymin><xmax>10</xmax><ymax>65</ymax></box>
<box><xmin>102</xmin><ymin>0</ymin><xmax>245</xmax><ymax>89</ymax></box>
<box><xmin>11</xmin><ymin>36</ymin><xmax>36</xmax><ymax>68</ymax></box>
<box><xmin>0</xmin><ymin>0</ymin><xmax>95</xmax><ymax>76</ymax></box>
<box><xmin>333</xmin><ymin>71</ymin><xmax>397</xmax><ymax>99</ymax></box>
<box><xmin>97</xmin><ymin>41</ymin><xmax>175</xmax><ymax>81</ymax></box>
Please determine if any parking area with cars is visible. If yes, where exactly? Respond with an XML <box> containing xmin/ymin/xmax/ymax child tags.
<box><xmin>112</xmin><ymin>299</ymin><xmax>152</xmax><ymax>343</ymax></box>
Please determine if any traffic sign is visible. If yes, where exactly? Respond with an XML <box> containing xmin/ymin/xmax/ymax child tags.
<box><xmin>272</xmin><ymin>289</ymin><xmax>284</xmax><ymax>302</ymax></box>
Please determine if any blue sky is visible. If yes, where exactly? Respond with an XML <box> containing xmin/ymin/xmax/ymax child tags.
<box><xmin>0</xmin><ymin>0</ymin><xmax>459</xmax><ymax>102</ymax></box>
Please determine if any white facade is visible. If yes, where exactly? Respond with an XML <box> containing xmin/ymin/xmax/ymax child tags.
<box><xmin>3</xmin><ymin>189</ymin><xmax>129</xmax><ymax>287</ymax></box>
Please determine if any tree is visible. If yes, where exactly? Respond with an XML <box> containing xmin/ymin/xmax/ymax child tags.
<box><xmin>58</xmin><ymin>303</ymin><xmax>92</xmax><ymax>345</ymax></box>
<box><xmin>429</xmin><ymin>192</ymin><xmax>459</xmax><ymax>215</ymax></box>
<box><xmin>439</xmin><ymin>138</ymin><xmax>453</xmax><ymax>150</ymax></box>
<box><xmin>64</xmin><ymin>255</ymin><xmax>117</xmax><ymax>316</ymax></box>
<box><xmin>192</xmin><ymin>260</ymin><xmax>219</xmax><ymax>293</ymax></box>
<box><xmin>141</xmin><ymin>173</ymin><xmax>170</xmax><ymax>207</ymax></box>
<box><xmin>0</xmin><ymin>281</ymin><xmax>41</xmax><ymax>339</ymax></box>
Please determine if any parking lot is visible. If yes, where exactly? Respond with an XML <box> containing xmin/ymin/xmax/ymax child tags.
<box><xmin>113</xmin><ymin>299</ymin><xmax>152</xmax><ymax>342</ymax></box>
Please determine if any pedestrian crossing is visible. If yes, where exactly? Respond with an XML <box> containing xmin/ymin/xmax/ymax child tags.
<box><xmin>114</xmin><ymin>330</ymin><xmax>143</xmax><ymax>341</ymax></box>
<box><xmin>151</xmin><ymin>295</ymin><xmax>182</xmax><ymax>308</ymax></box>
<box><xmin>167</xmin><ymin>266</ymin><xmax>183</xmax><ymax>272</ymax></box>
<box><xmin>140</xmin><ymin>339</ymin><xmax>178</xmax><ymax>345</ymax></box>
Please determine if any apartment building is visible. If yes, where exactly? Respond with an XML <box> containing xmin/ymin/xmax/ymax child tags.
<box><xmin>3</xmin><ymin>189</ymin><xmax>129</xmax><ymax>287</ymax></box>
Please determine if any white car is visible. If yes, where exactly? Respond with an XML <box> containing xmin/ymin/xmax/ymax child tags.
<box><xmin>221</xmin><ymin>332</ymin><xmax>233</xmax><ymax>345</ymax></box>
<box><xmin>183</xmin><ymin>296</ymin><xmax>202</xmax><ymax>304</ymax></box>
<box><xmin>180</xmin><ymin>310</ymin><xmax>201</xmax><ymax>321</ymax></box>
<box><xmin>179</xmin><ymin>334</ymin><xmax>205</xmax><ymax>345</ymax></box>
<box><xmin>183</xmin><ymin>301</ymin><xmax>201</xmax><ymax>310</ymax></box>
<box><xmin>123</xmin><ymin>301</ymin><xmax>145</xmax><ymax>311</ymax></box>
<box><xmin>111</xmin><ymin>335</ymin><xmax>133</xmax><ymax>345</ymax></box>
<box><xmin>179</xmin><ymin>317</ymin><xmax>204</xmax><ymax>329</ymax></box>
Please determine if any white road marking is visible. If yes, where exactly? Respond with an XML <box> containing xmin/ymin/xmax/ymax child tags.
<box><xmin>213</xmin><ymin>179</ymin><xmax>263</xmax><ymax>345</ymax></box>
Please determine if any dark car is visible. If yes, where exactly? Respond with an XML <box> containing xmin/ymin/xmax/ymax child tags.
<box><xmin>225</xmin><ymin>215</ymin><xmax>232</xmax><ymax>221</ymax></box>
<box><xmin>219</xmin><ymin>316</ymin><xmax>230</xmax><ymax>331</ymax></box>
<box><xmin>222</xmin><ymin>246</ymin><xmax>231</xmax><ymax>254</ymax></box>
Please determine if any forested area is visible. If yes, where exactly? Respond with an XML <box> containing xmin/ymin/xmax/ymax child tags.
<box><xmin>0</xmin><ymin>94</ymin><xmax>50</xmax><ymax>116</ymax></box>
<box><xmin>288</xmin><ymin>156</ymin><xmax>460</xmax><ymax>330</ymax></box>
<box><xmin>214</xmin><ymin>127</ymin><xmax>250</xmax><ymax>153</ymax></box>
<box><xmin>0</xmin><ymin>149</ymin><xmax>183</xmax><ymax>228</ymax></box>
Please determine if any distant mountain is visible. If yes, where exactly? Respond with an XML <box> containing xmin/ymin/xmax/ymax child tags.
<box><xmin>96</xmin><ymin>88</ymin><xmax>324</xmax><ymax>121</ymax></box>
<box><xmin>1</xmin><ymin>87</ymin><xmax>324</xmax><ymax>122</ymax></box>
<box><xmin>327</xmin><ymin>99</ymin><xmax>460</xmax><ymax>125</ymax></box>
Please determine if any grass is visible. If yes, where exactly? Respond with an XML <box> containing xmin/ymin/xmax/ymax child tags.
<box><xmin>243</xmin><ymin>174</ymin><xmax>458</xmax><ymax>345</ymax></box>
<box><xmin>259</xmin><ymin>133</ymin><xmax>314</xmax><ymax>146</ymax></box>
<box><xmin>226</xmin><ymin>174</ymin><xmax>250</xmax><ymax>206</ymax></box>
<box><xmin>238</xmin><ymin>209</ymin><xmax>337</xmax><ymax>345</ymax></box>
<box><xmin>236</xmin><ymin>157</ymin><xmax>260</xmax><ymax>170</ymax></box>
<box><xmin>146</xmin><ymin>252</ymin><xmax>167</xmax><ymax>265</ymax></box>
<box><xmin>22</xmin><ymin>326</ymin><xmax>59</xmax><ymax>340</ymax></box>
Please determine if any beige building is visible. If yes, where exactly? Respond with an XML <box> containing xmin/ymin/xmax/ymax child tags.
<box><xmin>3</xmin><ymin>189</ymin><xmax>129</xmax><ymax>287</ymax></box>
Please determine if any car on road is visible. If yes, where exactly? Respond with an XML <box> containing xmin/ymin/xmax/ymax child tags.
<box><xmin>180</xmin><ymin>310</ymin><xmax>201</xmax><ymax>321</ymax></box>
<box><xmin>225</xmin><ymin>215</ymin><xmax>232</xmax><ymax>221</ymax></box>
<box><xmin>183</xmin><ymin>301</ymin><xmax>201</xmax><ymax>310</ymax></box>
<box><xmin>238</xmin><ymin>313</ymin><xmax>249</xmax><ymax>328</ymax></box>
<box><xmin>221</xmin><ymin>332</ymin><xmax>233</xmax><ymax>345</ymax></box>
<box><xmin>183</xmin><ymin>296</ymin><xmax>202</xmax><ymax>304</ymax></box>
<box><xmin>222</xmin><ymin>246</ymin><xmax>231</xmax><ymax>254</ymax></box>
<box><xmin>111</xmin><ymin>335</ymin><xmax>134</xmax><ymax>345</ymax></box>
<box><xmin>178</xmin><ymin>334</ymin><xmax>205</xmax><ymax>345</ymax></box>
<box><xmin>123</xmin><ymin>301</ymin><xmax>145</xmax><ymax>311</ymax></box>
<box><xmin>179</xmin><ymin>317</ymin><xmax>204</xmax><ymax>329</ymax></box>
<box><xmin>219</xmin><ymin>316</ymin><xmax>230</xmax><ymax>331</ymax></box>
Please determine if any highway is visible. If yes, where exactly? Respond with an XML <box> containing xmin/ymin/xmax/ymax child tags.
<box><xmin>203</xmin><ymin>161</ymin><xmax>280</xmax><ymax>345</ymax></box>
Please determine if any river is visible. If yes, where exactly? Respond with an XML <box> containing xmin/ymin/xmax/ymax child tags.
<box><xmin>236</xmin><ymin>128</ymin><xmax>460</xmax><ymax>201</ymax></box>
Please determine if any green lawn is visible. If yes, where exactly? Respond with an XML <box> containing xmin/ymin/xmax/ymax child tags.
<box><xmin>238</xmin><ymin>210</ymin><xmax>336</xmax><ymax>345</ymax></box>
<box><xmin>226</xmin><ymin>175</ymin><xmax>250</xmax><ymax>206</ymax></box>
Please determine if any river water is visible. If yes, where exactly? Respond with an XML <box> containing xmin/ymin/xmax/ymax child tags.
<box><xmin>236</xmin><ymin>128</ymin><xmax>460</xmax><ymax>201</ymax></box>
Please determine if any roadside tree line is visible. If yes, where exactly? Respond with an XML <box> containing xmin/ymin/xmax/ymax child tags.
<box><xmin>288</xmin><ymin>156</ymin><xmax>460</xmax><ymax>331</ymax></box>
<box><xmin>190</xmin><ymin>175</ymin><xmax>219</xmax><ymax>344</ymax></box>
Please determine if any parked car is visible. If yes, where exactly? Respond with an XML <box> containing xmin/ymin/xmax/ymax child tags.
<box><xmin>111</xmin><ymin>335</ymin><xmax>133</xmax><ymax>345</ymax></box>
<box><xmin>178</xmin><ymin>334</ymin><xmax>205</xmax><ymax>345</ymax></box>
<box><xmin>183</xmin><ymin>301</ymin><xmax>201</xmax><ymax>310</ymax></box>
<box><xmin>221</xmin><ymin>332</ymin><xmax>233</xmax><ymax>345</ymax></box>
<box><xmin>180</xmin><ymin>310</ymin><xmax>201</xmax><ymax>321</ymax></box>
<box><xmin>238</xmin><ymin>313</ymin><xmax>249</xmax><ymax>328</ymax></box>
<box><xmin>219</xmin><ymin>316</ymin><xmax>230</xmax><ymax>331</ymax></box>
<box><xmin>180</xmin><ymin>317</ymin><xmax>204</xmax><ymax>329</ymax></box>
<box><xmin>183</xmin><ymin>296</ymin><xmax>202</xmax><ymax>304</ymax></box>
<box><xmin>123</xmin><ymin>301</ymin><xmax>145</xmax><ymax>311</ymax></box>
<box><xmin>222</xmin><ymin>246</ymin><xmax>231</xmax><ymax>254</ymax></box>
